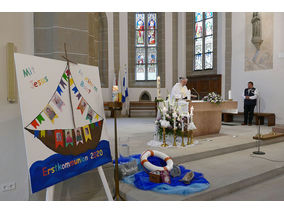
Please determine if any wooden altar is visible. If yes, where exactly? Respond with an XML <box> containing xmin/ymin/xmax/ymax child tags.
<box><xmin>189</xmin><ymin>101</ymin><xmax>238</xmax><ymax>136</ymax></box>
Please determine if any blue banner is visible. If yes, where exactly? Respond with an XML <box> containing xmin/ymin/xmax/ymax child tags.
<box><xmin>29</xmin><ymin>140</ymin><xmax>112</xmax><ymax>193</ymax></box>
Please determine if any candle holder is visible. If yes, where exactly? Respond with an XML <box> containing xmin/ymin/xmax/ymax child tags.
<box><xmin>173</xmin><ymin>128</ymin><xmax>177</xmax><ymax>146</ymax></box>
<box><xmin>187</xmin><ymin>130</ymin><xmax>190</xmax><ymax>145</ymax></box>
<box><xmin>161</xmin><ymin>127</ymin><xmax>168</xmax><ymax>147</ymax></box>
<box><xmin>181</xmin><ymin>131</ymin><xmax>185</xmax><ymax>147</ymax></box>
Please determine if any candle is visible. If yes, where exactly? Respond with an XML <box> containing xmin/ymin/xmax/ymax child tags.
<box><xmin>228</xmin><ymin>90</ymin><xmax>232</xmax><ymax>100</ymax></box>
<box><xmin>181</xmin><ymin>117</ymin><xmax>184</xmax><ymax>132</ymax></box>
<box><xmin>173</xmin><ymin>111</ymin><xmax>177</xmax><ymax>129</ymax></box>
<box><xmin>162</xmin><ymin>106</ymin><xmax>167</xmax><ymax>120</ymax></box>
<box><xmin>190</xmin><ymin>106</ymin><xmax>194</xmax><ymax>115</ymax></box>
<box><xmin>187</xmin><ymin>113</ymin><xmax>190</xmax><ymax>131</ymax></box>
<box><xmin>190</xmin><ymin>106</ymin><xmax>194</xmax><ymax>123</ymax></box>
<box><xmin>187</xmin><ymin>89</ymin><xmax>191</xmax><ymax>100</ymax></box>
<box><xmin>157</xmin><ymin>76</ymin><xmax>160</xmax><ymax>99</ymax></box>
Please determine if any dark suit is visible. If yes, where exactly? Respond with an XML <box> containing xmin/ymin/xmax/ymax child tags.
<box><xmin>244</xmin><ymin>88</ymin><xmax>257</xmax><ymax>125</ymax></box>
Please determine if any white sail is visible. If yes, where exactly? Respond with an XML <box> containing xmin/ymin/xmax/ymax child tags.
<box><xmin>25</xmin><ymin>65</ymin><xmax>103</xmax><ymax>131</ymax></box>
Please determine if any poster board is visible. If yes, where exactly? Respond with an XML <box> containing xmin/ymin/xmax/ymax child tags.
<box><xmin>14</xmin><ymin>53</ymin><xmax>112</xmax><ymax>193</ymax></box>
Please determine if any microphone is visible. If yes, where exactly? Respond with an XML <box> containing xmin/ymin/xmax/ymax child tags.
<box><xmin>191</xmin><ymin>88</ymin><xmax>200</xmax><ymax>100</ymax></box>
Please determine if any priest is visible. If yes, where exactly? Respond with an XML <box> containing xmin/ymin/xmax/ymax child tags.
<box><xmin>170</xmin><ymin>77</ymin><xmax>196</xmax><ymax>101</ymax></box>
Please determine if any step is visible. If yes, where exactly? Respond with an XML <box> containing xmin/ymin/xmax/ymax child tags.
<box><xmin>119</xmin><ymin>142</ymin><xmax>284</xmax><ymax>201</ymax></box>
<box><xmin>214</xmin><ymin>174</ymin><xmax>284</xmax><ymax>201</ymax></box>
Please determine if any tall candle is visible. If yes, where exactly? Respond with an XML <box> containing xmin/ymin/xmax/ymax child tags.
<box><xmin>157</xmin><ymin>76</ymin><xmax>160</xmax><ymax>99</ymax></box>
<box><xmin>187</xmin><ymin>89</ymin><xmax>191</xmax><ymax>100</ymax></box>
<box><xmin>173</xmin><ymin>112</ymin><xmax>177</xmax><ymax>129</ymax></box>
<box><xmin>228</xmin><ymin>90</ymin><xmax>232</xmax><ymax>100</ymax></box>
<box><xmin>162</xmin><ymin>106</ymin><xmax>167</xmax><ymax>120</ymax></box>
<box><xmin>190</xmin><ymin>106</ymin><xmax>194</xmax><ymax>115</ymax></box>
<box><xmin>187</xmin><ymin>113</ymin><xmax>190</xmax><ymax>131</ymax></box>
<box><xmin>190</xmin><ymin>106</ymin><xmax>194</xmax><ymax>123</ymax></box>
<box><xmin>181</xmin><ymin>117</ymin><xmax>184</xmax><ymax>132</ymax></box>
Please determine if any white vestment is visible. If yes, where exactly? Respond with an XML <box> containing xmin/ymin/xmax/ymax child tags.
<box><xmin>170</xmin><ymin>83</ymin><xmax>191</xmax><ymax>101</ymax></box>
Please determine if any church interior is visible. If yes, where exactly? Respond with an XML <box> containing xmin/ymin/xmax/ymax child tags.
<box><xmin>1</xmin><ymin>7</ymin><xmax>284</xmax><ymax>205</ymax></box>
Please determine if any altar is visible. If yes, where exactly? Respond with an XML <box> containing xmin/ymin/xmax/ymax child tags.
<box><xmin>189</xmin><ymin>101</ymin><xmax>238</xmax><ymax>136</ymax></box>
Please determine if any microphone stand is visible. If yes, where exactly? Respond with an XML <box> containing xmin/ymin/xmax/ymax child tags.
<box><xmin>192</xmin><ymin>88</ymin><xmax>200</xmax><ymax>100</ymax></box>
<box><xmin>252</xmin><ymin>94</ymin><xmax>265</xmax><ymax>155</ymax></box>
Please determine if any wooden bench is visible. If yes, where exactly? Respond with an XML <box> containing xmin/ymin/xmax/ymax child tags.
<box><xmin>222</xmin><ymin>112</ymin><xmax>275</xmax><ymax>126</ymax></box>
<box><xmin>129</xmin><ymin>101</ymin><xmax>157</xmax><ymax>117</ymax></box>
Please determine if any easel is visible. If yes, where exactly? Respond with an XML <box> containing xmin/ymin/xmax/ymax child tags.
<box><xmin>44</xmin><ymin>43</ymin><xmax>113</xmax><ymax>201</ymax></box>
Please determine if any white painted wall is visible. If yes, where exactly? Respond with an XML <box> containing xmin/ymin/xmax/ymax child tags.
<box><xmin>231</xmin><ymin>12</ymin><xmax>284</xmax><ymax>124</ymax></box>
<box><xmin>0</xmin><ymin>12</ymin><xmax>34</xmax><ymax>200</ymax></box>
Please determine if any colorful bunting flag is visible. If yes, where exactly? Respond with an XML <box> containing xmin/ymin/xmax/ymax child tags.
<box><xmin>65</xmin><ymin>130</ymin><xmax>74</xmax><ymax>147</ymax></box>
<box><xmin>75</xmin><ymin>127</ymin><xmax>84</xmax><ymax>146</ymax></box>
<box><xmin>36</xmin><ymin>114</ymin><xmax>45</xmax><ymax>124</ymax></box>
<box><xmin>77</xmin><ymin>98</ymin><xmax>87</xmax><ymax>114</ymax></box>
<box><xmin>98</xmin><ymin>121</ymin><xmax>102</xmax><ymax>127</ymax></box>
<box><xmin>90</xmin><ymin>123</ymin><xmax>95</xmax><ymax>129</ymax></box>
<box><xmin>43</xmin><ymin>104</ymin><xmax>59</xmax><ymax>124</ymax></box>
<box><xmin>31</xmin><ymin>120</ymin><xmax>39</xmax><ymax>129</ymax></box>
<box><xmin>59</xmin><ymin>79</ymin><xmax>67</xmax><ymax>89</ymax></box>
<box><xmin>95</xmin><ymin>114</ymin><xmax>99</xmax><ymax>120</ymax></box>
<box><xmin>86</xmin><ymin>107</ymin><xmax>94</xmax><ymax>123</ymax></box>
<box><xmin>56</xmin><ymin>86</ymin><xmax>63</xmax><ymax>96</ymax></box>
<box><xmin>76</xmin><ymin>93</ymin><xmax>81</xmax><ymax>100</ymax></box>
<box><xmin>34</xmin><ymin>130</ymin><xmax>40</xmax><ymax>138</ymax></box>
<box><xmin>52</xmin><ymin>94</ymin><xmax>65</xmax><ymax>112</ymax></box>
<box><xmin>40</xmin><ymin>130</ymin><xmax>45</xmax><ymax>138</ymax></box>
<box><xmin>83</xmin><ymin>125</ymin><xmax>92</xmax><ymax>142</ymax></box>
<box><xmin>47</xmin><ymin>130</ymin><xmax>53</xmax><ymax>136</ymax></box>
<box><xmin>95</xmin><ymin>122</ymin><xmax>99</xmax><ymax>127</ymax></box>
<box><xmin>70</xmin><ymin>78</ymin><xmax>74</xmax><ymax>86</ymax></box>
<box><xmin>72</xmin><ymin>86</ymin><xmax>78</xmax><ymax>94</ymax></box>
<box><xmin>66</xmin><ymin>69</ymin><xmax>71</xmax><ymax>76</ymax></box>
<box><xmin>54</xmin><ymin>130</ymin><xmax>64</xmax><ymax>149</ymax></box>
<box><xmin>62</xmin><ymin>73</ymin><xmax>68</xmax><ymax>81</ymax></box>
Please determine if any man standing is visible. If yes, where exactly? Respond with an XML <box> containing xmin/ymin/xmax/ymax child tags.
<box><xmin>171</xmin><ymin>77</ymin><xmax>189</xmax><ymax>101</ymax></box>
<box><xmin>242</xmin><ymin>81</ymin><xmax>258</xmax><ymax>126</ymax></box>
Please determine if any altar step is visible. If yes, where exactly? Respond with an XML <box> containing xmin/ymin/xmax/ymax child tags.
<box><xmin>172</xmin><ymin>134</ymin><xmax>284</xmax><ymax>165</ymax></box>
<box><xmin>119</xmin><ymin>141</ymin><xmax>284</xmax><ymax>201</ymax></box>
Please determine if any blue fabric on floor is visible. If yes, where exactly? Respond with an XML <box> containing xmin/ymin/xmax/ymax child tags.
<box><xmin>115</xmin><ymin>154</ymin><xmax>210</xmax><ymax>196</ymax></box>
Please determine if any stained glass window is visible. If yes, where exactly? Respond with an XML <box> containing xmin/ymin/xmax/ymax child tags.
<box><xmin>205</xmin><ymin>53</ymin><xmax>213</xmax><ymax>69</ymax></box>
<box><xmin>195</xmin><ymin>38</ymin><xmax>202</xmax><ymax>54</ymax></box>
<box><xmin>135</xmin><ymin>12</ymin><xmax>158</xmax><ymax>81</ymax></box>
<box><xmin>195</xmin><ymin>21</ymin><xmax>203</xmax><ymax>38</ymax></box>
<box><xmin>205</xmin><ymin>18</ymin><xmax>213</xmax><ymax>36</ymax></box>
<box><xmin>194</xmin><ymin>12</ymin><xmax>214</xmax><ymax>71</ymax></box>
<box><xmin>195</xmin><ymin>12</ymin><xmax>203</xmax><ymax>22</ymax></box>
<box><xmin>136</xmin><ymin>48</ymin><xmax>145</xmax><ymax>64</ymax></box>
<box><xmin>195</xmin><ymin>54</ymin><xmax>202</xmax><ymax>70</ymax></box>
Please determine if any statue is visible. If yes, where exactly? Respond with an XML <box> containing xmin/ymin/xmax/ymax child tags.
<box><xmin>251</xmin><ymin>12</ymin><xmax>263</xmax><ymax>50</ymax></box>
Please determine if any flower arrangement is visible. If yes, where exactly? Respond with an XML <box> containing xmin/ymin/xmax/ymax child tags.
<box><xmin>155</xmin><ymin>98</ymin><xmax>192</xmax><ymax>140</ymax></box>
<box><xmin>203</xmin><ymin>92</ymin><xmax>223</xmax><ymax>105</ymax></box>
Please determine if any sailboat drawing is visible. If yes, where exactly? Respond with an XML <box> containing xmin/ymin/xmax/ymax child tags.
<box><xmin>24</xmin><ymin>67</ymin><xmax>104</xmax><ymax>156</ymax></box>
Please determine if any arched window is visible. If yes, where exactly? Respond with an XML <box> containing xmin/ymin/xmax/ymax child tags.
<box><xmin>194</xmin><ymin>12</ymin><xmax>214</xmax><ymax>71</ymax></box>
<box><xmin>186</xmin><ymin>12</ymin><xmax>217</xmax><ymax>77</ymax></box>
<box><xmin>135</xmin><ymin>12</ymin><xmax>158</xmax><ymax>81</ymax></box>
